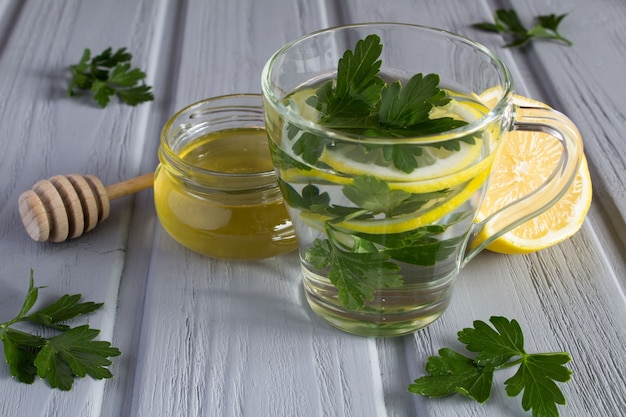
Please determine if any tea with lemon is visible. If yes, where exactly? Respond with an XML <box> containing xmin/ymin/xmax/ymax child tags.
<box><xmin>265</xmin><ymin>83</ymin><xmax>497</xmax><ymax>335</ymax></box>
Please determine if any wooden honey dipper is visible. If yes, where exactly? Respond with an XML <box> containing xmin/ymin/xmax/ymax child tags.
<box><xmin>18</xmin><ymin>172</ymin><xmax>154</xmax><ymax>242</ymax></box>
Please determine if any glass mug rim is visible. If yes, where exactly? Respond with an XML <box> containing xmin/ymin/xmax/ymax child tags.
<box><xmin>261</xmin><ymin>22</ymin><xmax>514</xmax><ymax>145</ymax></box>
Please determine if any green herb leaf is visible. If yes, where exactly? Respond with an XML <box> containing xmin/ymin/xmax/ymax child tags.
<box><xmin>409</xmin><ymin>316</ymin><xmax>572</xmax><ymax>417</ymax></box>
<box><xmin>34</xmin><ymin>325</ymin><xmax>121</xmax><ymax>391</ymax></box>
<box><xmin>285</xmin><ymin>179</ymin><xmax>472</xmax><ymax>308</ymax></box>
<box><xmin>308</xmin><ymin>34</ymin><xmax>384</xmax><ymax>123</ymax></box>
<box><xmin>342</xmin><ymin>176</ymin><xmax>413</xmax><ymax>216</ymax></box>
<box><xmin>295</xmin><ymin>34</ymin><xmax>468</xmax><ymax>173</ymax></box>
<box><xmin>379</xmin><ymin>74</ymin><xmax>447</xmax><ymax>128</ymax></box>
<box><xmin>505</xmin><ymin>353</ymin><xmax>571</xmax><ymax>416</ymax></box>
<box><xmin>68</xmin><ymin>47</ymin><xmax>154</xmax><ymax>107</ymax></box>
<box><xmin>291</xmin><ymin>131</ymin><xmax>329</xmax><ymax>165</ymax></box>
<box><xmin>305</xmin><ymin>232</ymin><xmax>403</xmax><ymax>311</ymax></box>
<box><xmin>15</xmin><ymin>270</ymin><xmax>44</xmax><ymax>322</ymax></box>
<box><xmin>67</xmin><ymin>49</ymin><xmax>93</xmax><ymax>93</ymax></box>
<box><xmin>278</xmin><ymin>180</ymin><xmax>331</xmax><ymax>215</ymax></box>
<box><xmin>379</xmin><ymin>144</ymin><xmax>423</xmax><ymax>173</ymax></box>
<box><xmin>0</xmin><ymin>271</ymin><xmax>121</xmax><ymax>390</ymax></box>
<box><xmin>408</xmin><ymin>348</ymin><xmax>494</xmax><ymax>403</ymax></box>
<box><xmin>24</xmin><ymin>294</ymin><xmax>103</xmax><ymax>330</ymax></box>
<box><xmin>2</xmin><ymin>330</ymin><xmax>44</xmax><ymax>384</ymax></box>
<box><xmin>458</xmin><ymin>316</ymin><xmax>525</xmax><ymax>366</ymax></box>
<box><xmin>495</xmin><ymin>8</ymin><xmax>527</xmax><ymax>34</ymax></box>
<box><xmin>473</xmin><ymin>9</ymin><xmax>572</xmax><ymax>47</ymax></box>
<box><xmin>352</xmin><ymin>213</ymin><xmax>468</xmax><ymax>267</ymax></box>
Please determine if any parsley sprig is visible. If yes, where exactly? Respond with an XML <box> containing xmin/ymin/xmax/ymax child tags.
<box><xmin>408</xmin><ymin>316</ymin><xmax>572</xmax><ymax>417</ymax></box>
<box><xmin>67</xmin><ymin>47</ymin><xmax>154</xmax><ymax>107</ymax></box>
<box><xmin>291</xmin><ymin>34</ymin><xmax>469</xmax><ymax>173</ymax></box>
<box><xmin>473</xmin><ymin>9</ymin><xmax>573</xmax><ymax>48</ymax></box>
<box><xmin>0</xmin><ymin>271</ymin><xmax>121</xmax><ymax>390</ymax></box>
<box><xmin>279</xmin><ymin>177</ymin><xmax>468</xmax><ymax>310</ymax></box>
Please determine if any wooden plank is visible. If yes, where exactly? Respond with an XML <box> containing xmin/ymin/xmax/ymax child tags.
<box><xmin>0</xmin><ymin>0</ymin><xmax>167</xmax><ymax>416</ymax></box>
<box><xmin>108</xmin><ymin>0</ymin><xmax>393</xmax><ymax>416</ymax></box>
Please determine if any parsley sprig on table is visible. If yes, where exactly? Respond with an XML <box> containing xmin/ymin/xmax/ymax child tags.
<box><xmin>291</xmin><ymin>34</ymin><xmax>469</xmax><ymax>173</ymax></box>
<box><xmin>408</xmin><ymin>316</ymin><xmax>572</xmax><ymax>417</ymax></box>
<box><xmin>67</xmin><ymin>47</ymin><xmax>154</xmax><ymax>107</ymax></box>
<box><xmin>473</xmin><ymin>9</ymin><xmax>573</xmax><ymax>48</ymax></box>
<box><xmin>0</xmin><ymin>271</ymin><xmax>121</xmax><ymax>391</ymax></box>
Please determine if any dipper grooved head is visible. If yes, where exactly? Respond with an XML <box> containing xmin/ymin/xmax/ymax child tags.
<box><xmin>18</xmin><ymin>175</ymin><xmax>109</xmax><ymax>242</ymax></box>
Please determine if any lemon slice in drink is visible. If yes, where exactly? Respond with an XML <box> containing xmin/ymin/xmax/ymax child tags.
<box><xmin>280</xmin><ymin>166</ymin><xmax>353</xmax><ymax>185</ymax></box>
<box><xmin>318</xmin><ymin>98</ymin><xmax>485</xmax><ymax>189</ymax></box>
<box><xmin>318</xmin><ymin>140</ymin><xmax>479</xmax><ymax>182</ymax></box>
<box><xmin>475</xmin><ymin>88</ymin><xmax>592</xmax><ymax>254</ymax></box>
<box><xmin>301</xmin><ymin>167</ymin><xmax>491</xmax><ymax>235</ymax></box>
<box><xmin>297</xmin><ymin>98</ymin><xmax>495</xmax><ymax>234</ymax></box>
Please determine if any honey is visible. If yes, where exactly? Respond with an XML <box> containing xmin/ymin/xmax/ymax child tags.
<box><xmin>154</xmin><ymin>95</ymin><xmax>297</xmax><ymax>259</ymax></box>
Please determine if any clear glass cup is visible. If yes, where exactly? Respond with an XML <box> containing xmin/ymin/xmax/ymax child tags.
<box><xmin>154</xmin><ymin>94</ymin><xmax>297</xmax><ymax>260</ymax></box>
<box><xmin>261</xmin><ymin>24</ymin><xmax>583</xmax><ymax>336</ymax></box>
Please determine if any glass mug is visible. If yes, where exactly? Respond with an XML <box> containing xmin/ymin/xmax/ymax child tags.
<box><xmin>261</xmin><ymin>23</ymin><xmax>582</xmax><ymax>337</ymax></box>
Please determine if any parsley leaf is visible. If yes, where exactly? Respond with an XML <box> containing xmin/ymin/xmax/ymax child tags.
<box><xmin>379</xmin><ymin>74</ymin><xmax>447</xmax><ymax>128</ymax></box>
<box><xmin>68</xmin><ymin>47</ymin><xmax>154</xmax><ymax>107</ymax></box>
<box><xmin>305</xmin><ymin>229</ymin><xmax>403</xmax><ymax>311</ymax></box>
<box><xmin>24</xmin><ymin>293</ymin><xmax>103</xmax><ymax>330</ymax></box>
<box><xmin>342</xmin><ymin>176</ymin><xmax>414</xmax><ymax>217</ymax></box>
<box><xmin>408</xmin><ymin>348</ymin><xmax>494</xmax><ymax>403</ymax></box>
<box><xmin>2</xmin><ymin>329</ymin><xmax>44</xmax><ymax>384</ymax></box>
<box><xmin>458</xmin><ymin>315</ymin><xmax>525</xmax><ymax>365</ymax></box>
<box><xmin>281</xmin><ymin>179</ymin><xmax>471</xmax><ymax>309</ymax></box>
<box><xmin>409</xmin><ymin>316</ymin><xmax>572</xmax><ymax>417</ymax></box>
<box><xmin>473</xmin><ymin>9</ymin><xmax>573</xmax><ymax>48</ymax></box>
<box><xmin>34</xmin><ymin>325</ymin><xmax>120</xmax><ymax>391</ymax></box>
<box><xmin>0</xmin><ymin>270</ymin><xmax>121</xmax><ymax>390</ymax></box>
<box><xmin>306</xmin><ymin>34</ymin><xmax>384</xmax><ymax>124</ymax></box>
<box><xmin>293</xmin><ymin>34</ymin><xmax>469</xmax><ymax>173</ymax></box>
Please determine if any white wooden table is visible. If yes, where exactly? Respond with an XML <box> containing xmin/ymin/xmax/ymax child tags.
<box><xmin>1</xmin><ymin>1</ymin><xmax>625</xmax><ymax>416</ymax></box>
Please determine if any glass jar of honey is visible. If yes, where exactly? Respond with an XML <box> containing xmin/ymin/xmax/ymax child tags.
<box><xmin>154</xmin><ymin>94</ymin><xmax>297</xmax><ymax>259</ymax></box>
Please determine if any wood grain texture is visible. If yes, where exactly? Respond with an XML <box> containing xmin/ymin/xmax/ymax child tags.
<box><xmin>0</xmin><ymin>0</ymin><xmax>167</xmax><ymax>416</ymax></box>
<box><xmin>1</xmin><ymin>0</ymin><xmax>625</xmax><ymax>416</ymax></box>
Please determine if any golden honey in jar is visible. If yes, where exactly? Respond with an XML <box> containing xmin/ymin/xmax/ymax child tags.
<box><xmin>154</xmin><ymin>94</ymin><xmax>297</xmax><ymax>259</ymax></box>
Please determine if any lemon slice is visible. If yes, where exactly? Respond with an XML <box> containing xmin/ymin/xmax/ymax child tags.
<box><xmin>317</xmin><ymin>99</ymin><xmax>485</xmax><ymax>187</ymax></box>
<box><xmin>301</xmin><ymin>168</ymin><xmax>491</xmax><ymax>235</ymax></box>
<box><xmin>318</xmin><ymin>140</ymin><xmax>480</xmax><ymax>182</ymax></box>
<box><xmin>280</xmin><ymin>166</ymin><xmax>353</xmax><ymax>186</ymax></box>
<box><xmin>475</xmin><ymin>88</ymin><xmax>592</xmax><ymax>254</ymax></box>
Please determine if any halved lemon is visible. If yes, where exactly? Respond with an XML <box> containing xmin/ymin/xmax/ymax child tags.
<box><xmin>475</xmin><ymin>88</ymin><xmax>592</xmax><ymax>254</ymax></box>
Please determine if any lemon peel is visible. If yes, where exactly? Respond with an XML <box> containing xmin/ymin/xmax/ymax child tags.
<box><xmin>300</xmin><ymin>168</ymin><xmax>491</xmax><ymax>235</ymax></box>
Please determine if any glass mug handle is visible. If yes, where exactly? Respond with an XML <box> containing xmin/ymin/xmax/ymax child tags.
<box><xmin>464</xmin><ymin>105</ymin><xmax>584</xmax><ymax>265</ymax></box>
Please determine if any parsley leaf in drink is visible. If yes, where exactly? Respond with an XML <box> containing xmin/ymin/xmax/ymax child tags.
<box><xmin>408</xmin><ymin>316</ymin><xmax>572</xmax><ymax>417</ymax></box>
<box><xmin>0</xmin><ymin>270</ymin><xmax>121</xmax><ymax>390</ymax></box>
<box><xmin>342</xmin><ymin>176</ymin><xmax>417</xmax><ymax>217</ymax></box>
<box><xmin>291</xmin><ymin>34</ymin><xmax>469</xmax><ymax>172</ymax></box>
<box><xmin>306</xmin><ymin>34</ymin><xmax>384</xmax><ymax>126</ymax></box>
<box><xmin>279</xmin><ymin>178</ymin><xmax>471</xmax><ymax>309</ymax></box>
<box><xmin>68</xmin><ymin>47</ymin><xmax>154</xmax><ymax>107</ymax></box>
<box><xmin>306</xmin><ymin>227</ymin><xmax>403</xmax><ymax>311</ymax></box>
<box><xmin>473</xmin><ymin>9</ymin><xmax>573</xmax><ymax>48</ymax></box>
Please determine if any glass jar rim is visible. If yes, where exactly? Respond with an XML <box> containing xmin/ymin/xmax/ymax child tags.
<box><xmin>261</xmin><ymin>22</ymin><xmax>514</xmax><ymax>145</ymax></box>
<box><xmin>159</xmin><ymin>93</ymin><xmax>276</xmax><ymax>182</ymax></box>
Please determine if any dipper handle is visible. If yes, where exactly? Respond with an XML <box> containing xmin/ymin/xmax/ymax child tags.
<box><xmin>18</xmin><ymin>172</ymin><xmax>154</xmax><ymax>242</ymax></box>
